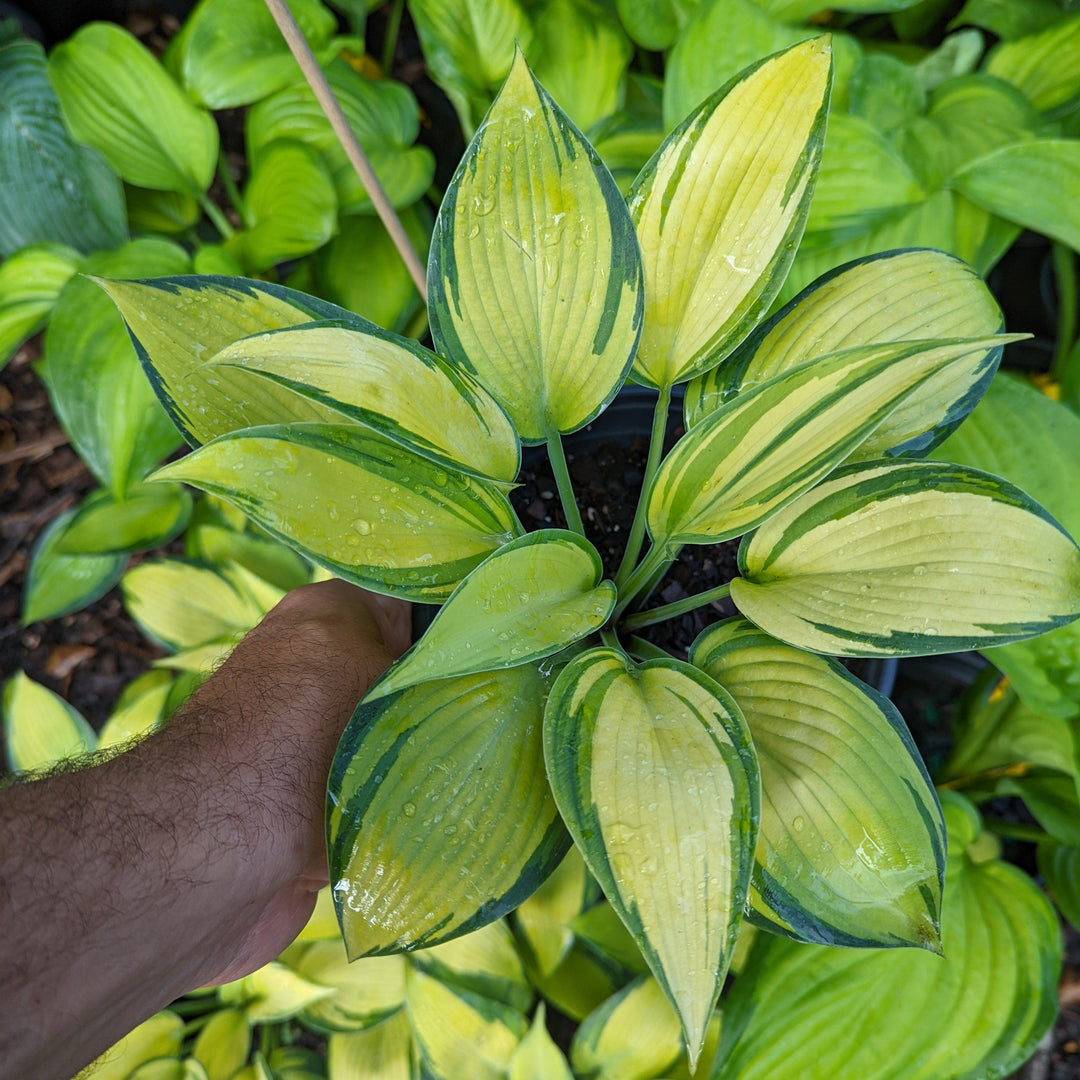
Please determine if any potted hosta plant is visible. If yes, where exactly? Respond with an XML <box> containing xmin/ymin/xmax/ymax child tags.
<box><xmin>99</xmin><ymin>38</ymin><xmax>1080</xmax><ymax>1073</ymax></box>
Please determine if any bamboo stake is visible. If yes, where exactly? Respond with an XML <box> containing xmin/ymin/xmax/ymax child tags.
<box><xmin>263</xmin><ymin>0</ymin><xmax>428</xmax><ymax>295</ymax></box>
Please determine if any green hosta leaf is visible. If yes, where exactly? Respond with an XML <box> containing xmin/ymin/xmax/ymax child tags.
<box><xmin>126</xmin><ymin>187</ymin><xmax>201</xmax><ymax>236</ymax></box>
<box><xmin>617</xmin><ymin>0</ymin><xmax>699</xmax><ymax>52</ymax></box>
<box><xmin>849</xmin><ymin>54</ymin><xmax>926</xmax><ymax>134</ymax></box>
<box><xmin>220</xmin><ymin>962</ymin><xmax>334</xmax><ymax>1024</ymax></box>
<box><xmin>43</xmin><ymin>238</ymin><xmax>190</xmax><ymax>495</ymax></box>
<box><xmin>97</xmin><ymin>275</ymin><xmax>363</xmax><ymax>447</ymax></box>
<box><xmin>328</xmin><ymin>665</ymin><xmax>570</xmax><ymax>957</ymax></box>
<box><xmin>0</xmin><ymin>244</ymin><xmax>80</xmax><ymax>367</ymax></box>
<box><xmin>208</xmin><ymin>321</ymin><xmax>519</xmax><ymax>482</ymax></box>
<box><xmin>57</xmin><ymin>483</ymin><xmax>192</xmax><ymax>555</ymax></box>
<box><xmin>293</xmin><ymin>943</ymin><xmax>406</xmax><ymax>1033</ymax></box>
<box><xmin>631</xmin><ymin>39</ymin><xmax>830</xmax><ymax>389</ymax></box>
<box><xmin>408</xmin><ymin>0</ymin><xmax>532</xmax><ymax>135</ymax></box>
<box><xmin>760</xmin><ymin>0</ymin><xmax>926</xmax><ymax>18</ymax></box>
<box><xmin>2</xmin><ymin>671</ymin><xmax>95</xmax><ymax>773</ymax></box>
<box><xmin>428</xmin><ymin>51</ymin><xmax>642</xmax><ymax>443</ymax></box>
<box><xmin>530</xmin><ymin>0</ymin><xmax>632</xmax><ymax>132</ymax></box>
<box><xmin>0</xmin><ymin>37</ymin><xmax>126</xmax><ymax>257</ymax></box>
<box><xmin>81</xmin><ymin>1011</ymin><xmax>185</xmax><ymax>1080</ymax></box>
<box><xmin>327</xmin><ymin>1011</ymin><xmax>417</xmax><ymax>1080</ymax></box>
<box><xmin>409</xmin><ymin>921</ymin><xmax>532</xmax><ymax>1013</ymax></box>
<box><xmin>404</xmin><ymin>967</ymin><xmax>526</xmax><ymax>1080</ymax></box>
<box><xmin>372</xmin><ymin>531</ymin><xmax>614</xmax><ymax>697</ymax></box>
<box><xmin>121</xmin><ymin>560</ymin><xmax>267</xmax><ymax>652</ymax></box>
<box><xmin>571</xmin><ymin>977</ymin><xmax>683</xmax><ymax>1080</ymax></box>
<box><xmin>685</xmin><ymin>249</ymin><xmax>1006</xmax><ymax>459</ymax></box>
<box><xmin>590</xmin><ymin>101</ymin><xmax>665</xmax><ymax>196</ymax></box>
<box><xmin>915</xmin><ymin>30</ymin><xmax>984</xmax><ymax>92</ymax></box>
<box><xmin>514</xmin><ymin>846</ymin><xmax>592</xmax><ymax>976</ymax></box>
<box><xmin>1001</xmin><ymin>774</ymin><xmax>1080</xmax><ymax>846</ymax></box>
<box><xmin>650</xmin><ymin>336</ymin><xmax>1011</xmax><ymax>549</ymax></box>
<box><xmin>228</xmin><ymin>140</ymin><xmax>337</xmax><ymax>271</ymax></box>
<box><xmin>524</xmin><ymin>944</ymin><xmax>623</xmax><ymax>1022</ymax></box>
<box><xmin>544</xmin><ymin>647</ymin><xmax>759</xmax><ymax>1064</ymax></box>
<box><xmin>731</xmin><ymin>459</ymin><xmax>1080</xmax><ymax>657</ymax></box>
<box><xmin>936</xmin><ymin>375</ymin><xmax>1080</xmax><ymax>716</ymax></box>
<box><xmin>951</xmin><ymin>0</ymin><xmax>1063</xmax><ymax>40</ymax></box>
<box><xmin>266</xmin><ymin>1046</ymin><xmax>325</xmax><ymax>1080</ymax></box>
<box><xmin>571</xmin><ymin>903</ymin><xmax>649</xmax><ymax>973</ymax></box>
<box><xmin>509</xmin><ymin>1005</ymin><xmax>573</xmax><ymax>1080</ymax></box>
<box><xmin>192</xmin><ymin>245</ymin><xmax>245</xmax><ymax>276</ymax></box>
<box><xmin>21</xmin><ymin>509</ymin><xmax>127</xmax><ymax>624</ymax></box>
<box><xmin>984</xmin><ymin>12</ymin><xmax>1080</xmax><ymax>116</ymax></box>
<box><xmin>154</xmin><ymin>424</ymin><xmax>520</xmax><ymax>602</ymax></box>
<box><xmin>691</xmin><ymin>617</ymin><xmax>945</xmax><ymax>949</ymax></box>
<box><xmin>168</xmin><ymin>0</ymin><xmax>336</xmax><ymax>109</ymax></box>
<box><xmin>97</xmin><ymin>671</ymin><xmax>172</xmax><ymax>751</ymax></box>
<box><xmin>713</xmin><ymin>795</ymin><xmax>1060</xmax><ymax>1080</ymax></box>
<box><xmin>49</xmin><ymin>23</ymin><xmax>218</xmax><ymax>195</ymax></box>
<box><xmin>1038</xmin><ymin>841</ymin><xmax>1080</xmax><ymax>931</ymax></box>
<box><xmin>247</xmin><ymin>61</ymin><xmax>434</xmax><ymax>215</ymax></box>
<box><xmin>186</xmin><ymin>523</ymin><xmax>310</xmax><ymax>593</ymax></box>
<box><xmin>191</xmin><ymin>1008</ymin><xmax>251</xmax><ymax>1080</ymax></box>
<box><xmin>662</xmin><ymin>0</ymin><xmax>806</xmax><ymax>129</ymax></box>
<box><xmin>952</xmin><ymin>140</ymin><xmax>1080</xmax><ymax>252</ymax></box>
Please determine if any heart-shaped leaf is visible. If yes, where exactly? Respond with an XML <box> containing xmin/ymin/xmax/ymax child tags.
<box><xmin>731</xmin><ymin>459</ymin><xmax>1080</xmax><ymax>656</ymax></box>
<box><xmin>328</xmin><ymin>665</ymin><xmax>570</xmax><ymax>957</ymax></box>
<box><xmin>544</xmin><ymin>647</ymin><xmax>759</xmax><ymax>1065</ymax></box>
<box><xmin>691</xmin><ymin>617</ymin><xmax>945</xmax><ymax>949</ymax></box>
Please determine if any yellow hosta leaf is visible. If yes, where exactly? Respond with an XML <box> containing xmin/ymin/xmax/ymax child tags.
<box><xmin>218</xmin><ymin>961</ymin><xmax>333</xmax><ymax>1024</ymax></box>
<box><xmin>191</xmin><ymin>1008</ymin><xmax>250</xmax><ymax>1080</ymax></box>
<box><xmin>294</xmin><ymin>942</ymin><xmax>406</xmax><ymax>1033</ymax></box>
<box><xmin>327</xmin><ymin>1011</ymin><xmax>417</xmax><ymax>1080</ymax></box>
<box><xmin>429</xmin><ymin>50</ymin><xmax>643</xmax><ymax>442</ymax></box>
<box><xmin>297</xmin><ymin>887</ymin><xmax>341</xmax><ymax>942</ymax></box>
<box><xmin>2</xmin><ymin>670</ymin><xmax>95</xmax><ymax>773</ymax></box>
<box><xmin>628</xmin><ymin>38</ymin><xmax>831</xmax><ymax>388</ymax></box>
<box><xmin>97</xmin><ymin>674</ymin><xmax>172</xmax><ymax>751</ymax></box>
<box><xmin>509</xmin><ymin>1005</ymin><xmax>573</xmax><ymax>1080</ymax></box>
<box><xmin>80</xmin><ymin>1011</ymin><xmax>184</xmax><ymax>1080</ymax></box>
<box><xmin>514</xmin><ymin>846</ymin><xmax>592</xmax><ymax>976</ymax></box>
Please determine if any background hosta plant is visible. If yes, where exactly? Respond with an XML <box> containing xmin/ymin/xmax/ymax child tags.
<box><xmin>98</xmin><ymin>36</ymin><xmax>1080</xmax><ymax>1076</ymax></box>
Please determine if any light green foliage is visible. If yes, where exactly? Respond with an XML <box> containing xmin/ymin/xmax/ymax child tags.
<box><xmin>2</xmin><ymin>670</ymin><xmax>95</xmax><ymax>773</ymax></box>
<box><xmin>58</xmin><ymin>484</ymin><xmax>193</xmax><ymax>556</ymax></box>
<box><xmin>0</xmin><ymin>244</ymin><xmax>80</xmax><ymax>368</ymax></box>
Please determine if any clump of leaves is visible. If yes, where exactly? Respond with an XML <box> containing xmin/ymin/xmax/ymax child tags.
<box><xmin>102</xmin><ymin>40</ymin><xmax>1080</xmax><ymax>1069</ymax></box>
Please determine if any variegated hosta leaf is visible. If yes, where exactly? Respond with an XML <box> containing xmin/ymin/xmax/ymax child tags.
<box><xmin>97</xmin><ymin>670</ymin><xmax>172</xmax><ymax>751</ymax></box>
<box><xmin>292</xmin><ymin>943</ymin><xmax>405</xmax><ymax>1033</ymax></box>
<box><xmin>153</xmin><ymin>424</ymin><xmax>521</xmax><ymax>602</ymax></box>
<box><xmin>208</xmin><ymin>323</ymin><xmax>519</xmax><ymax>482</ymax></box>
<box><xmin>328</xmin><ymin>666</ymin><xmax>570</xmax><ymax>958</ymax></box>
<box><xmin>628</xmin><ymin>38</ymin><xmax>831</xmax><ymax>389</ymax></box>
<box><xmin>57</xmin><ymin>483</ymin><xmax>192</xmax><ymax>555</ymax></box>
<box><xmin>571</xmin><ymin>902</ymin><xmax>649</xmax><ymax>974</ymax></box>
<box><xmin>731</xmin><ymin>460</ymin><xmax>1080</xmax><ymax>657</ymax></box>
<box><xmin>327</xmin><ymin>1011</ymin><xmax>417</xmax><ymax>1080</ymax></box>
<box><xmin>509</xmin><ymin>1004</ymin><xmax>574</xmax><ymax>1080</ymax></box>
<box><xmin>684</xmin><ymin>248</ymin><xmax>1006</xmax><ymax>458</ymax></box>
<box><xmin>219</xmin><ymin>962</ymin><xmax>333</xmax><ymax>1024</ymax></box>
<box><xmin>647</xmin><ymin>336</ymin><xmax>1012</xmax><ymax>549</ymax></box>
<box><xmin>570</xmin><ymin>976</ymin><xmax>683</xmax><ymax>1080</ymax></box>
<box><xmin>80</xmin><ymin>1011</ymin><xmax>185</xmax><ymax>1080</ymax></box>
<box><xmin>713</xmin><ymin>795</ymin><xmax>1060</xmax><ymax>1080</ymax></box>
<box><xmin>544</xmin><ymin>647</ymin><xmax>760</xmax><ymax>1065</ymax></box>
<box><xmin>96</xmin><ymin>275</ymin><xmax>372</xmax><ymax>446</ymax></box>
<box><xmin>371</xmin><ymin>531</ymin><xmax>615</xmax><ymax>698</ymax></box>
<box><xmin>428</xmin><ymin>50</ymin><xmax>642</xmax><ymax>443</ymax></box>
<box><xmin>404</xmin><ymin>966</ymin><xmax>526</xmax><ymax>1080</ymax></box>
<box><xmin>524</xmin><ymin>943</ymin><xmax>623</xmax><ymax>1023</ymax></box>
<box><xmin>3</xmin><ymin>670</ymin><xmax>95</xmax><ymax>773</ymax></box>
<box><xmin>514</xmin><ymin>846</ymin><xmax>593</xmax><ymax>977</ymax></box>
<box><xmin>690</xmin><ymin>617</ymin><xmax>945</xmax><ymax>949</ymax></box>
<box><xmin>191</xmin><ymin>1008</ymin><xmax>250</xmax><ymax>1080</ymax></box>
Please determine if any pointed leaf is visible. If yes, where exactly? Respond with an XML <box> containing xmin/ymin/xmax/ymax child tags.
<box><xmin>81</xmin><ymin>1012</ymin><xmax>185</xmax><ymax>1080</ymax></box>
<box><xmin>684</xmin><ymin>249</ymin><xmax>1005</xmax><ymax>459</ymax></box>
<box><xmin>97</xmin><ymin>672</ymin><xmax>172</xmax><ymax>751</ymax></box>
<box><xmin>984</xmin><ymin>12</ymin><xmax>1080</xmax><ymax>115</ymax></box>
<box><xmin>192</xmin><ymin>1009</ymin><xmax>251</xmax><ymax>1080</ymax></box>
<box><xmin>544</xmin><ymin>647</ymin><xmax>759</xmax><ymax>1063</ymax></box>
<box><xmin>691</xmin><ymin>617</ymin><xmax>945</xmax><ymax>949</ymax></box>
<box><xmin>513</xmin><ymin>846</ymin><xmax>592</xmax><ymax>977</ymax></box>
<box><xmin>509</xmin><ymin>1004</ymin><xmax>573</xmax><ymax>1080</ymax></box>
<box><xmin>328</xmin><ymin>666</ymin><xmax>570</xmax><ymax>957</ymax></box>
<box><xmin>428</xmin><ymin>50</ymin><xmax>643</xmax><ymax>443</ymax></box>
<box><xmin>327</xmin><ymin>1011</ymin><xmax>417</xmax><ymax>1080</ymax></box>
<box><xmin>49</xmin><ymin>23</ymin><xmax>218</xmax><ymax>194</ymax></box>
<box><xmin>731</xmin><ymin>459</ymin><xmax>1080</xmax><ymax>657</ymax></box>
<box><xmin>57</xmin><ymin>483</ymin><xmax>192</xmax><ymax>556</ymax></box>
<box><xmin>293</xmin><ymin>943</ymin><xmax>406</xmax><ymax>1033</ymax></box>
<box><xmin>629</xmin><ymin>38</ymin><xmax>831</xmax><ymax>389</ymax></box>
<box><xmin>0</xmin><ymin>244</ymin><xmax>80</xmax><ymax>368</ymax></box>
<box><xmin>3</xmin><ymin>671</ymin><xmax>95</xmax><ymax>773</ymax></box>
<box><xmin>209</xmin><ymin>322</ymin><xmax>519</xmax><ymax>482</ymax></box>
<box><xmin>219</xmin><ymin>962</ymin><xmax>334</xmax><ymax>1024</ymax></box>
<box><xmin>153</xmin><ymin>424</ymin><xmax>520</xmax><ymax>602</ymax></box>
<box><xmin>649</xmin><ymin>336</ymin><xmax>1013</xmax><ymax>549</ymax></box>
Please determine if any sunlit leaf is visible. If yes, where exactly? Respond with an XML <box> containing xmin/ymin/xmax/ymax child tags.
<box><xmin>522</xmin><ymin>943</ymin><xmax>623</xmax><ymax>1021</ymax></box>
<box><xmin>2</xmin><ymin>670</ymin><xmax>95</xmax><ymax>773</ymax></box>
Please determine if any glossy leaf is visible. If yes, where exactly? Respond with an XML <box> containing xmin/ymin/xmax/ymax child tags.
<box><xmin>97</xmin><ymin>671</ymin><xmax>172</xmax><ymax>751</ymax></box>
<box><xmin>514</xmin><ymin>846</ymin><xmax>592</xmax><ymax>977</ymax></box>
<box><xmin>571</xmin><ymin>977</ymin><xmax>682</xmax><ymax>1080</ymax></box>
<box><xmin>21</xmin><ymin>508</ymin><xmax>127</xmax><ymax>625</ymax></box>
<box><xmin>3</xmin><ymin>671</ymin><xmax>95</xmax><ymax>773</ymax></box>
<box><xmin>154</xmin><ymin>424</ymin><xmax>520</xmax><ymax>602</ymax></box>
<box><xmin>984</xmin><ymin>12</ymin><xmax>1080</xmax><ymax>115</ymax></box>
<box><xmin>509</xmin><ymin>1005</ymin><xmax>573</xmax><ymax>1080</ymax></box>
<box><xmin>49</xmin><ymin>23</ymin><xmax>218</xmax><ymax>194</ymax></box>
<box><xmin>630</xmin><ymin>39</ymin><xmax>831</xmax><ymax>389</ymax></box>
<box><xmin>327</xmin><ymin>1011</ymin><xmax>417</xmax><ymax>1080</ymax></box>
<box><xmin>80</xmin><ymin>1012</ymin><xmax>185</xmax><ymax>1080</ymax></box>
<box><xmin>208</xmin><ymin>321</ymin><xmax>519</xmax><ymax>482</ymax></box>
<box><xmin>685</xmin><ymin>249</ymin><xmax>1006</xmax><ymax>459</ymax></box>
<box><xmin>544</xmin><ymin>647</ymin><xmax>759</xmax><ymax>1064</ymax></box>
<box><xmin>650</xmin><ymin>336</ymin><xmax>1012</xmax><ymax>549</ymax></box>
<box><xmin>714</xmin><ymin>795</ymin><xmax>1060</xmax><ymax>1080</ymax></box>
<box><xmin>428</xmin><ymin>51</ymin><xmax>643</xmax><ymax>443</ymax></box>
<box><xmin>372</xmin><ymin>531</ymin><xmax>613</xmax><ymax>697</ymax></box>
<box><xmin>0</xmin><ymin>37</ymin><xmax>126</xmax><ymax>257</ymax></box>
<box><xmin>168</xmin><ymin>0</ymin><xmax>336</xmax><ymax>109</ymax></box>
<box><xmin>691</xmin><ymin>617</ymin><xmax>945</xmax><ymax>949</ymax></box>
<box><xmin>731</xmin><ymin>460</ymin><xmax>1080</xmax><ymax>657</ymax></box>
<box><xmin>935</xmin><ymin>375</ymin><xmax>1080</xmax><ymax>717</ymax></box>
<box><xmin>1038</xmin><ymin>841</ymin><xmax>1080</xmax><ymax>931</ymax></box>
<box><xmin>43</xmin><ymin>238</ymin><xmax>190</xmax><ymax>495</ymax></box>
<box><xmin>328</xmin><ymin>666</ymin><xmax>570</xmax><ymax>957</ymax></box>
<box><xmin>294</xmin><ymin>943</ymin><xmax>406</xmax><ymax>1033</ymax></box>
<box><xmin>220</xmin><ymin>962</ymin><xmax>333</xmax><ymax>1024</ymax></box>
<box><xmin>192</xmin><ymin>1009</ymin><xmax>251</xmax><ymax>1080</ymax></box>
<box><xmin>0</xmin><ymin>244</ymin><xmax>80</xmax><ymax>367</ymax></box>
<box><xmin>57</xmin><ymin>483</ymin><xmax>192</xmax><ymax>556</ymax></box>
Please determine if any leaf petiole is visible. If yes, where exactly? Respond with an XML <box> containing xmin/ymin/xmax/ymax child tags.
<box><xmin>547</xmin><ymin>431</ymin><xmax>585</xmax><ymax>536</ymax></box>
<box><xmin>622</xmin><ymin>582</ymin><xmax>732</xmax><ymax>633</ymax></box>
<box><xmin>196</xmin><ymin>189</ymin><xmax>235</xmax><ymax>240</ymax></box>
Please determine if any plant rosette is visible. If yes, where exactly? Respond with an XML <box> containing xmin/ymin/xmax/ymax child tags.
<box><xmin>100</xmin><ymin>38</ymin><xmax>1080</xmax><ymax>1069</ymax></box>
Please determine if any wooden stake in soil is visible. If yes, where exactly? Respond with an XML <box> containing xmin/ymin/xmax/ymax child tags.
<box><xmin>262</xmin><ymin>0</ymin><xmax>428</xmax><ymax>296</ymax></box>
